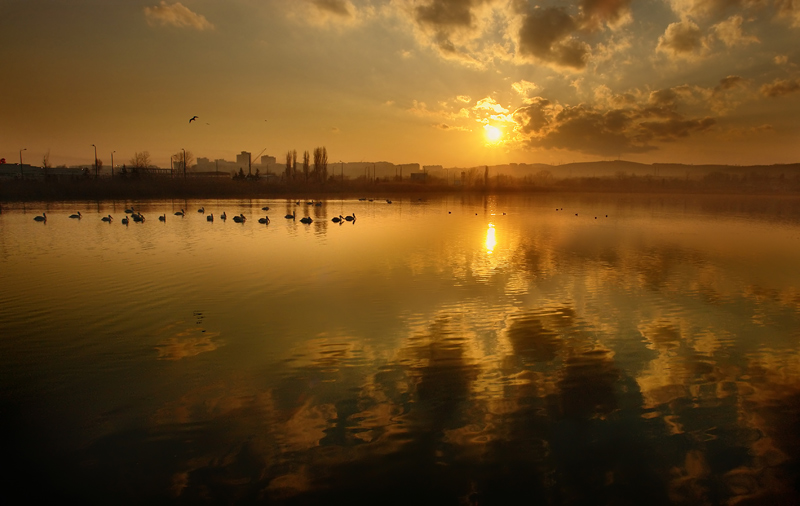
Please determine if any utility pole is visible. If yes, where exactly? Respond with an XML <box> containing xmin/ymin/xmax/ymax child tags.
<box><xmin>91</xmin><ymin>144</ymin><xmax>98</xmax><ymax>178</ymax></box>
<box><xmin>19</xmin><ymin>148</ymin><xmax>26</xmax><ymax>178</ymax></box>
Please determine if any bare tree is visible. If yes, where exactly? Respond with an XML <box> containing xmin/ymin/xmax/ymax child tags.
<box><xmin>42</xmin><ymin>150</ymin><xmax>51</xmax><ymax>169</ymax></box>
<box><xmin>302</xmin><ymin>150</ymin><xmax>310</xmax><ymax>182</ymax></box>
<box><xmin>285</xmin><ymin>151</ymin><xmax>292</xmax><ymax>181</ymax></box>
<box><xmin>172</xmin><ymin>151</ymin><xmax>194</xmax><ymax>172</ymax></box>
<box><xmin>130</xmin><ymin>151</ymin><xmax>152</xmax><ymax>169</ymax></box>
<box><xmin>291</xmin><ymin>150</ymin><xmax>297</xmax><ymax>180</ymax></box>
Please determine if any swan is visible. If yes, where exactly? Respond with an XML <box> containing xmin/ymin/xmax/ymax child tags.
<box><xmin>33</xmin><ymin>212</ymin><xmax>47</xmax><ymax>222</ymax></box>
<box><xmin>285</xmin><ymin>212</ymin><xmax>295</xmax><ymax>220</ymax></box>
<box><xmin>221</xmin><ymin>212</ymin><xmax>227</xmax><ymax>220</ymax></box>
<box><xmin>101</xmin><ymin>215</ymin><xmax>113</xmax><ymax>222</ymax></box>
<box><xmin>258</xmin><ymin>216</ymin><xmax>270</xmax><ymax>224</ymax></box>
<box><xmin>69</xmin><ymin>212</ymin><xmax>82</xmax><ymax>219</ymax></box>
<box><xmin>125</xmin><ymin>207</ymin><xmax>134</xmax><ymax>214</ymax></box>
<box><xmin>132</xmin><ymin>213</ymin><xmax>145</xmax><ymax>222</ymax></box>
<box><xmin>207</xmin><ymin>213</ymin><xmax>214</xmax><ymax>222</ymax></box>
<box><xmin>345</xmin><ymin>213</ymin><xmax>356</xmax><ymax>222</ymax></box>
<box><xmin>332</xmin><ymin>215</ymin><xmax>343</xmax><ymax>223</ymax></box>
<box><xmin>197</xmin><ymin>207</ymin><xmax>205</xmax><ymax>213</ymax></box>
<box><xmin>121</xmin><ymin>217</ymin><xmax>129</xmax><ymax>225</ymax></box>
<box><xmin>232</xmin><ymin>214</ymin><xmax>246</xmax><ymax>223</ymax></box>
<box><xmin>262</xmin><ymin>206</ymin><xmax>270</xmax><ymax>211</ymax></box>
<box><xmin>158</xmin><ymin>214</ymin><xmax>166</xmax><ymax>222</ymax></box>
<box><xmin>174</xmin><ymin>209</ymin><xmax>185</xmax><ymax>216</ymax></box>
<box><xmin>300</xmin><ymin>216</ymin><xmax>313</xmax><ymax>224</ymax></box>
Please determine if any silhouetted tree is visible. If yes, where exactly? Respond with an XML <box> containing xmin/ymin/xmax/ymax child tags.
<box><xmin>130</xmin><ymin>151</ymin><xmax>151</xmax><ymax>169</ymax></box>
<box><xmin>313</xmin><ymin>146</ymin><xmax>328</xmax><ymax>183</ymax></box>
<box><xmin>292</xmin><ymin>150</ymin><xmax>297</xmax><ymax>180</ymax></box>
<box><xmin>172</xmin><ymin>151</ymin><xmax>194</xmax><ymax>173</ymax></box>
<box><xmin>321</xmin><ymin>146</ymin><xmax>328</xmax><ymax>182</ymax></box>
<box><xmin>42</xmin><ymin>151</ymin><xmax>51</xmax><ymax>170</ymax></box>
<box><xmin>285</xmin><ymin>151</ymin><xmax>292</xmax><ymax>181</ymax></box>
<box><xmin>303</xmin><ymin>150</ymin><xmax>310</xmax><ymax>182</ymax></box>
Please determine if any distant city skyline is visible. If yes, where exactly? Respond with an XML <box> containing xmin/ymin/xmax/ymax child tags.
<box><xmin>2</xmin><ymin>1</ymin><xmax>799</xmax><ymax>169</ymax></box>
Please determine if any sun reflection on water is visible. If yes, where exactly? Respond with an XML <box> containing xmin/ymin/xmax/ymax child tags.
<box><xmin>485</xmin><ymin>223</ymin><xmax>496</xmax><ymax>254</ymax></box>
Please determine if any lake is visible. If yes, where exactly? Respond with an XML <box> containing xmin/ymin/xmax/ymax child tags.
<box><xmin>2</xmin><ymin>194</ymin><xmax>800</xmax><ymax>504</ymax></box>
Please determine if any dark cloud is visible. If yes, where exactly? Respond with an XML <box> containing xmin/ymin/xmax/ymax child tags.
<box><xmin>312</xmin><ymin>0</ymin><xmax>352</xmax><ymax>17</ymax></box>
<box><xmin>410</xmin><ymin>0</ymin><xmax>493</xmax><ymax>63</ymax></box>
<box><xmin>639</xmin><ymin>117</ymin><xmax>716</xmax><ymax>141</ymax></box>
<box><xmin>518</xmin><ymin>7</ymin><xmax>590</xmax><ymax>69</ymax></box>
<box><xmin>513</xmin><ymin>97</ymin><xmax>552</xmax><ymax>134</ymax></box>
<box><xmin>415</xmin><ymin>0</ymin><xmax>479</xmax><ymax>28</ymax></box>
<box><xmin>714</xmin><ymin>75</ymin><xmax>744</xmax><ymax>92</ymax></box>
<box><xmin>515</xmin><ymin>102</ymin><xmax>655</xmax><ymax>155</ymax></box>
<box><xmin>513</xmin><ymin>84</ymin><xmax>719</xmax><ymax>155</ymax></box>
<box><xmin>760</xmin><ymin>78</ymin><xmax>800</xmax><ymax>97</ymax></box>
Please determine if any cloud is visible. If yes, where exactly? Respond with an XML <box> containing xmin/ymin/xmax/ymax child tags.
<box><xmin>435</xmin><ymin>123</ymin><xmax>469</xmax><ymax>131</ymax></box>
<box><xmin>514</xmin><ymin>101</ymin><xmax>656</xmax><ymax>155</ymax></box>
<box><xmin>656</xmin><ymin>19</ymin><xmax>709</xmax><ymax>60</ymax></box>
<box><xmin>313</xmin><ymin>0</ymin><xmax>353</xmax><ymax>17</ymax></box>
<box><xmin>517</xmin><ymin>7</ymin><xmax>590</xmax><ymax>69</ymax></box>
<box><xmin>511</xmin><ymin>82</ymin><xmax>721</xmax><ymax>155</ymax></box>
<box><xmin>639</xmin><ymin>117</ymin><xmax>716</xmax><ymax>141</ymax></box>
<box><xmin>719</xmin><ymin>124</ymin><xmax>774</xmax><ymax>139</ymax></box>
<box><xmin>714</xmin><ymin>75</ymin><xmax>745</xmax><ymax>92</ymax></box>
<box><xmin>774</xmin><ymin>54</ymin><xmax>789</xmax><ymax>65</ymax></box>
<box><xmin>579</xmin><ymin>0</ymin><xmax>633</xmax><ymax>30</ymax></box>
<box><xmin>144</xmin><ymin>2</ymin><xmax>214</xmax><ymax>31</ymax></box>
<box><xmin>288</xmin><ymin>0</ymin><xmax>369</xmax><ymax>28</ymax></box>
<box><xmin>512</xmin><ymin>80</ymin><xmax>539</xmax><ymax>99</ymax></box>
<box><xmin>400</xmin><ymin>0</ymin><xmax>500</xmax><ymax>67</ymax></box>
<box><xmin>408</xmin><ymin>99</ymin><xmax>471</xmax><ymax>120</ymax></box>
<box><xmin>664</xmin><ymin>0</ymin><xmax>763</xmax><ymax>20</ymax></box>
<box><xmin>456</xmin><ymin>95</ymin><xmax>472</xmax><ymax>102</ymax></box>
<box><xmin>760</xmin><ymin>78</ymin><xmax>800</xmax><ymax>97</ymax></box>
<box><xmin>473</xmin><ymin>97</ymin><xmax>508</xmax><ymax>114</ymax></box>
<box><xmin>775</xmin><ymin>0</ymin><xmax>800</xmax><ymax>28</ymax></box>
<box><xmin>711</xmin><ymin>15</ymin><xmax>759</xmax><ymax>47</ymax></box>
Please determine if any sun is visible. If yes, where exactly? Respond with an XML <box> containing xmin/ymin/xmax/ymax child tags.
<box><xmin>484</xmin><ymin>124</ymin><xmax>502</xmax><ymax>143</ymax></box>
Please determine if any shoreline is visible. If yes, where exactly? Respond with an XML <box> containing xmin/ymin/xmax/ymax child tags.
<box><xmin>2</xmin><ymin>177</ymin><xmax>800</xmax><ymax>202</ymax></box>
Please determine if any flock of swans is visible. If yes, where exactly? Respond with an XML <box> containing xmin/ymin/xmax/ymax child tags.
<box><xmin>31</xmin><ymin>203</ymin><xmax>358</xmax><ymax>225</ymax></box>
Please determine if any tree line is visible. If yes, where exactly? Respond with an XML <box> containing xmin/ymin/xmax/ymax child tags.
<box><xmin>283</xmin><ymin>147</ymin><xmax>328</xmax><ymax>184</ymax></box>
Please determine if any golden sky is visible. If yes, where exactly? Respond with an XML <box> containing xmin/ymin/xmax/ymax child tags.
<box><xmin>2</xmin><ymin>0</ymin><xmax>799</xmax><ymax>168</ymax></box>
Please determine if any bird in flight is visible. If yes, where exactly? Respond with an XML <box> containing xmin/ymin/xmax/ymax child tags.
<box><xmin>189</xmin><ymin>116</ymin><xmax>199</xmax><ymax>123</ymax></box>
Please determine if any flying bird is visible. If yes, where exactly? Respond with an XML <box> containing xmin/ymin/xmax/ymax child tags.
<box><xmin>189</xmin><ymin>116</ymin><xmax>198</xmax><ymax>123</ymax></box>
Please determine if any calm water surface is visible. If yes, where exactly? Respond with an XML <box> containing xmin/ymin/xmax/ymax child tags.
<box><xmin>2</xmin><ymin>194</ymin><xmax>800</xmax><ymax>504</ymax></box>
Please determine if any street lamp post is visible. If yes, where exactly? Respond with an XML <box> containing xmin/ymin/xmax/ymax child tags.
<box><xmin>19</xmin><ymin>148</ymin><xmax>26</xmax><ymax>178</ymax></box>
<box><xmin>111</xmin><ymin>151</ymin><xmax>115</xmax><ymax>179</ymax></box>
<box><xmin>91</xmin><ymin>144</ymin><xmax>98</xmax><ymax>178</ymax></box>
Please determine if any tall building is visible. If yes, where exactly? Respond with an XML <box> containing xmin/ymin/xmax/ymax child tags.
<box><xmin>260</xmin><ymin>155</ymin><xmax>276</xmax><ymax>165</ymax></box>
<box><xmin>236</xmin><ymin>151</ymin><xmax>251</xmax><ymax>168</ymax></box>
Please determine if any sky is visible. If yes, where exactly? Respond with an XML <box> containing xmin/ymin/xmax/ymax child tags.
<box><xmin>2</xmin><ymin>0</ymin><xmax>799</xmax><ymax>169</ymax></box>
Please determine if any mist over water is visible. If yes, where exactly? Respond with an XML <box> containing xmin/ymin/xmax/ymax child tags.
<box><xmin>2</xmin><ymin>194</ymin><xmax>800</xmax><ymax>504</ymax></box>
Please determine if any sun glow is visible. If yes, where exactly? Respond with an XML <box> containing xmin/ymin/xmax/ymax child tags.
<box><xmin>484</xmin><ymin>125</ymin><xmax>502</xmax><ymax>143</ymax></box>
